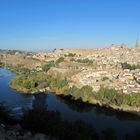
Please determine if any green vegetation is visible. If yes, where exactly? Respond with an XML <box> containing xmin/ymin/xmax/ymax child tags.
<box><xmin>11</xmin><ymin>73</ymin><xmax>39</xmax><ymax>93</ymax></box>
<box><xmin>95</xmin><ymin>87</ymin><xmax>140</xmax><ymax>106</ymax></box>
<box><xmin>6</xmin><ymin>64</ymin><xmax>30</xmax><ymax>75</ymax></box>
<box><xmin>70</xmin><ymin>58</ymin><xmax>75</xmax><ymax>61</ymax></box>
<box><xmin>64</xmin><ymin>53</ymin><xmax>76</xmax><ymax>57</ymax></box>
<box><xmin>11</xmin><ymin>69</ymin><xmax>68</xmax><ymax>94</ymax></box>
<box><xmin>10</xmin><ymin>62</ymin><xmax>140</xmax><ymax>107</ymax></box>
<box><xmin>70</xmin><ymin>58</ymin><xmax>93</xmax><ymax>64</ymax></box>
<box><xmin>6</xmin><ymin>60</ymin><xmax>68</xmax><ymax>93</ymax></box>
<box><xmin>45</xmin><ymin>75</ymin><xmax>68</xmax><ymax>94</ymax></box>
<box><xmin>102</xmin><ymin>76</ymin><xmax>109</xmax><ymax>81</ymax></box>
<box><xmin>77</xmin><ymin>58</ymin><xmax>93</xmax><ymax>64</ymax></box>
<box><xmin>7</xmin><ymin>62</ymin><xmax>140</xmax><ymax>113</ymax></box>
<box><xmin>121</xmin><ymin>62</ymin><xmax>140</xmax><ymax>70</ymax></box>
<box><xmin>42</xmin><ymin>61</ymin><xmax>55</xmax><ymax>72</ymax></box>
<box><xmin>6</xmin><ymin>59</ymin><xmax>140</xmax><ymax>113</ymax></box>
<box><xmin>56</xmin><ymin>57</ymin><xmax>64</xmax><ymax>64</ymax></box>
<box><xmin>64</xmin><ymin>86</ymin><xmax>140</xmax><ymax>107</ymax></box>
<box><xmin>42</xmin><ymin>57</ymin><xmax>65</xmax><ymax>72</ymax></box>
<box><xmin>0</xmin><ymin>62</ymin><xmax>4</xmax><ymax>68</ymax></box>
<box><xmin>65</xmin><ymin>85</ymin><xmax>93</xmax><ymax>102</ymax></box>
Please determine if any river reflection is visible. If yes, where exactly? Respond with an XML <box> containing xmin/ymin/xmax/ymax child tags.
<box><xmin>1</xmin><ymin>68</ymin><xmax>140</xmax><ymax>136</ymax></box>
<box><xmin>32</xmin><ymin>94</ymin><xmax>48</xmax><ymax>110</ymax></box>
<box><xmin>56</xmin><ymin>95</ymin><xmax>140</xmax><ymax>121</ymax></box>
<box><xmin>56</xmin><ymin>95</ymin><xmax>94</xmax><ymax>112</ymax></box>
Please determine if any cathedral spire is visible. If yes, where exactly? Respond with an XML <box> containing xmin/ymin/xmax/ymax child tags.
<box><xmin>136</xmin><ymin>38</ymin><xmax>140</xmax><ymax>48</ymax></box>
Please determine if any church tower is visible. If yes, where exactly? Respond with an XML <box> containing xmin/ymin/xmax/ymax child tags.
<box><xmin>136</xmin><ymin>38</ymin><xmax>140</xmax><ymax>48</ymax></box>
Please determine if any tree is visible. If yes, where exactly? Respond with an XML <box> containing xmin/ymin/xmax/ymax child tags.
<box><xmin>56</xmin><ymin>57</ymin><xmax>64</xmax><ymax>64</ymax></box>
<box><xmin>42</xmin><ymin>61</ymin><xmax>55</xmax><ymax>72</ymax></box>
<box><xmin>23</xmin><ymin>80</ymin><xmax>31</xmax><ymax>89</ymax></box>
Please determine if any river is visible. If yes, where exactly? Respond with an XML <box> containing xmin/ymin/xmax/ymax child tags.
<box><xmin>1</xmin><ymin>68</ymin><xmax>140</xmax><ymax>136</ymax></box>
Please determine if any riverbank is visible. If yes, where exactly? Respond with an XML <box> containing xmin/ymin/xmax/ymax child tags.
<box><xmin>3</xmin><ymin>66</ymin><xmax>140</xmax><ymax>117</ymax></box>
<box><xmin>1</xmin><ymin>101</ymin><xmax>140</xmax><ymax>140</ymax></box>
<box><xmin>2</xmin><ymin>68</ymin><xmax>140</xmax><ymax>139</ymax></box>
<box><xmin>90</xmin><ymin>100</ymin><xmax>140</xmax><ymax>116</ymax></box>
<box><xmin>10</xmin><ymin>80</ymin><xmax>140</xmax><ymax>117</ymax></box>
<box><xmin>10</xmin><ymin>83</ymin><xmax>39</xmax><ymax>94</ymax></box>
<box><xmin>59</xmin><ymin>94</ymin><xmax>140</xmax><ymax>117</ymax></box>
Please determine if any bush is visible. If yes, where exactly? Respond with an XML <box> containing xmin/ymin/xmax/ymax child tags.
<box><xmin>70</xmin><ymin>58</ymin><xmax>75</xmax><ymax>62</ymax></box>
<box><xmin>56</xmin><ymin>57</ymin><xmax>64</xmax><ymax>64</ymax></box>
<box><xmin>42</xmin><ymin>61</ymin><xmax>55</xmax><ymax>72</ymax></box>
<box><xmin>64</xmin><ymin>86</ymin><xmax>93</xmax><ymax>102</ymax></box>
<box><xmin>102</xmin><ymin>76</ymin><xmax>109</xmax><ymax>81</ymax></box>
<box><xmin>121</xmin><ymin>62</ymin><xmax>140</xmax><ymax>70</ymax></box>
<box><xmin>70</xmin><ymin>58</ymin><xmax>93</xmax><ymax>64</ymax></box>
<box><xmin>96</xmin><ymin>87</ymin><xmax>140</xmax><ymax>106</ymax></box>
<box><xmin>65</xmin><ymin>86</ymin><xmax>140</xmax><ymax>107</ymax></box>
<box><xmin>64</xmin><ymin>53</ymin><xmax>76</xmax><ymax>57</ymax></box>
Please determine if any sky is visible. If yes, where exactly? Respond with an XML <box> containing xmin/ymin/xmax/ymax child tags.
<box><xmin>0</xmin><ymin>0</ymin><xmax>140</xmax><ymax>51</ymax></box>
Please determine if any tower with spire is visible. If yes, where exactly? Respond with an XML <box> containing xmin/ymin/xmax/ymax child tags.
<box><xmin>136</xmin><ymin>38</ymin><xmax>140</xmax><ymax>48</ymax></box>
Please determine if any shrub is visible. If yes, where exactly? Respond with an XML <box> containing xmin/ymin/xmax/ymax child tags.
<box><xmin>56</xmin><ymin>57</ymin><xmax>64</xmax><ymax>64</ymax></box>
<box><xmin>77</xmin><ymin>58</ymin><xmax>93</xmax><ymax>64</ymax></box>
<box><xmin>42</xmin><ymin>61</ymin><xmax>55</xmax><ymax>72</ymax></box>
<box><xmin>65</xmin><ymin>53</ymin><xmax>76</xmax><ymax>57</ymax></box>
<box><xmin>102</xmin><ymin>76</ymin><xmax>109</xmax><ymax>81</ymax></box>
<box><xmin>121</xmin><ymin>62</ymin><xmax>140</xmax><ymax>70</ymax></box>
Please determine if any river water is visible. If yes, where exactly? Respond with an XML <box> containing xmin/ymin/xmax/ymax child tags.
<box><xmin>1</xmin><ymin>68</ymin><xmax>140</xmax><ymax>136</ymax></box>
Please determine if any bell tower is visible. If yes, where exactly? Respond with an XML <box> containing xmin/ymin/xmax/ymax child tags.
<box><xmin>136</xmin><ymin>38</ymin><xmax>140</xmax><ymax>48</ymax></box>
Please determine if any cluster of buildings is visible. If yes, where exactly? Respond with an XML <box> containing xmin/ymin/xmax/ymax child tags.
<box><xmin>69</xmin><ymin>43</ymin><xmax>140</xmax><ymax>94</ymax></box>
<box><xmin>29</xmin><ymin>41</ymin><xmax>140</xmax><ymax>94</ymax></box>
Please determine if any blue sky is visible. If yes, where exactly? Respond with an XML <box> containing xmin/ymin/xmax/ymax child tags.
<box><xmin>0</xmin><ymin>0</ymin><xmax>140</xmax><ymax>51</ymax></box>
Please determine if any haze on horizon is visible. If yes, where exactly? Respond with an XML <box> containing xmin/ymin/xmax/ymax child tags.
<box><xmin>0</xmin><ymin>0</ymin><xmax>140</xmax><ymax>51</ymax></box>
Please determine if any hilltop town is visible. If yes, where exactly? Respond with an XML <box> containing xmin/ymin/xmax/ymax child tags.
<box><xmin>1</xmin><ymin>42</ymin><xmax>140</xmax><ymax>95</ymax></box>
<box><xmin>31</xmin><ymin>43</ymin><xmax>140</xmax><ymax>95</ymax></box>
